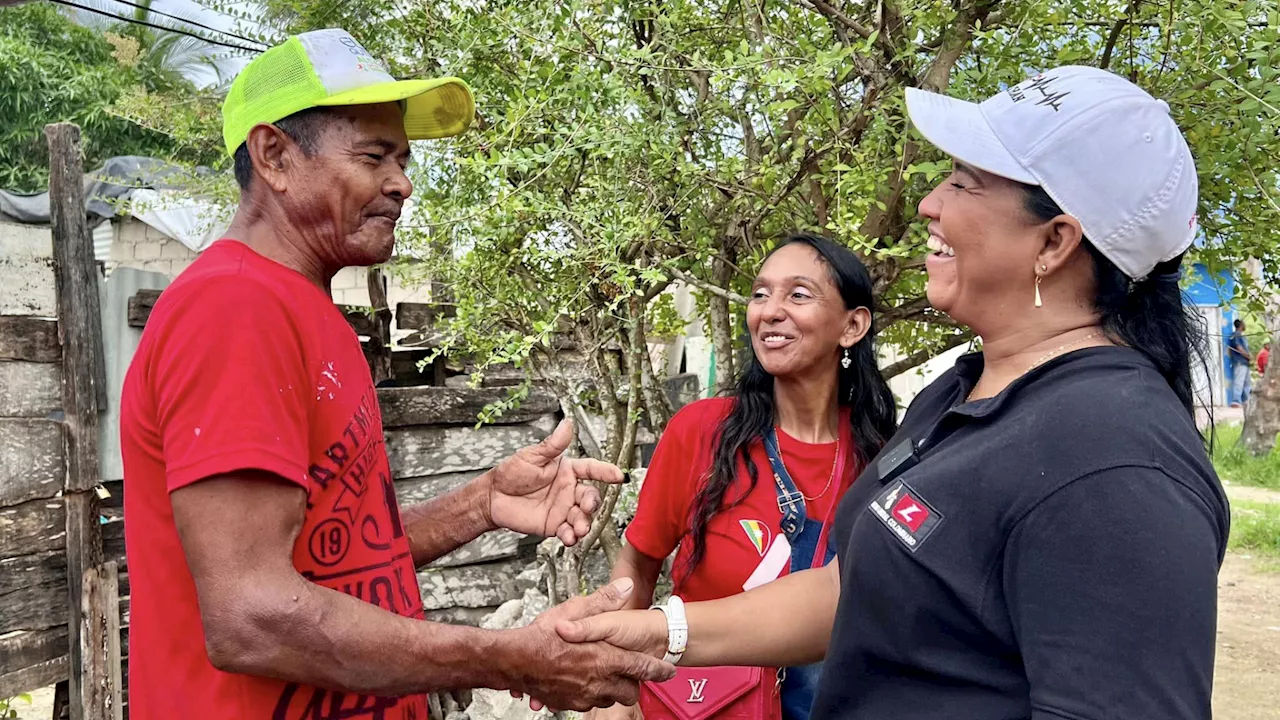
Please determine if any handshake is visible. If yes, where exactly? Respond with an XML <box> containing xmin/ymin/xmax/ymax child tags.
<box><xmin>497</xmin><ymin>577</ymin><xmax>674</xmax><ymax>713</ymax></box>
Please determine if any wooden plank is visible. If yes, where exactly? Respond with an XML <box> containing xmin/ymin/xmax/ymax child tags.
<box><xmin>395</xmin><ymin>471</ymin><xmax>525</xmax><ymax>567</ymax></box>
<box><xmin>0</xmin><ymin>551</ymin><xmax>67</xmax><ymax>633</ymax></box>
<box><xmin>125</xmin><ymin>289</ymin><xmax>161</xmax><ymax>329</ymax></box>
<box><xmin>0</xmin><ymin>360</ymin><xmax>61</xmax><ymax>417</ymax></box>
<box><xmin>103</xmin><ymin>522</ymin><xmax>126</xmax><ymax>570</ymax></box>
<box><xmin>0</xmin><ymin>496</ymin><xmax>66</xmax><ymax>557</ymax></box>
<box><xmin>104</xmin><ymin>562</ymin><xmax>124</xmax><ymax>720</ymax></box>
<box><xmin>80</xmin><ymin>563</ymin><xmax>118</xmax><ymax>720</ymax></box>
<box><xmin>0</xmin><ymin>222</ymin><xmax>57</xmax><ymax>317</ymax></box>
<box><xmin>0</xmin><ymin>655</ymin><xmax>67</xmax><ymax>699</ymax></box>
<box><xmin>388</xmin><ymin>347</ymin><xmax>446</xmax><ymax>382</ymax></box>
<box><xmin>417</xmin><ymin>557</ymin><xmax>524</xmax><ymax>611</ymax></box>
<box><xmin>394</xmin><ymin>302</ymin><xmax>456</xmax><ymax>331</ymax></box>
<box><xmin>0</xmin><ymin>316</ymin><xmax>60</xmax><ymax>362</ymax></box>
<box><xmin>0</xmin><ymin>625</ymin><xmax>68</xmax><ymax>679</ymax></box>
<box><xmin>377</xmin><ymin>386</ymin><xmax>559</xmax><ymax>428</ymax></box>
<box><xmin>384</xmin><ymin>420</ymin><xmax>553</xmax><ymax>479</ymax></box>
<box><xmin>0</xmin><ymin>418</ymin><xmax>65</xmax><ymax>505</ymax></box>
<box><xmin>340</xmin><ymin>305</ymin><xmax>379</xmax><ymax>338</ymax></box>
<box><xmin>395</xmin><ymin>470</ymin><xmax>481</xmax><ymax>505</ymax></box>
<box><xmin>422</xmin><ymin>606</ymin><xmax>498</xmax><ymax>626</ymax></box>
<box><xmin>429</xmin><ymin>530</ymin><xmax>523</xmax><ymax>569</ymax></box>
<box><xmin>66</xmin><ymin>493</ymin><xmax>104</xmax><ymax>718</ymax></box>
<box><xmin>48</xmin><ymin>121</ymin><xmax>107</xmax><ymax>720</ymax></box>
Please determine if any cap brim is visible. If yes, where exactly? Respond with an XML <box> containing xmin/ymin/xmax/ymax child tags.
<box><xmin>318</xmin><ymin>77</ymin><xmax>475</xmax><ymax>140</ymax></box>
<box><xmin>905</xmin><ymin>87</ymin><xmax>1036</xmax><ymax>184</ymax></box>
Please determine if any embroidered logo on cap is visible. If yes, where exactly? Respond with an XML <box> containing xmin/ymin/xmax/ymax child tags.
<box><xmin>869</xmin><ymin>481</ymin><xmax>943</xmax><ymax>552</ymax></box>
<box><xmin>1006</xmin><ymin>72</ymin><xmax>1070</xmax><ymax>112</ymax></box>
<box><xmin>740</xmin><ymin>519</ymin><xmax>770</xmax><ymax>556</ymax></box>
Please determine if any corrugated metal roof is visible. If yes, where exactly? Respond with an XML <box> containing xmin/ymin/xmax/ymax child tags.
<box><xmin>93</xmin><ymin>220</ymin><xmax>112</xmax><ymax>263</ymax></box>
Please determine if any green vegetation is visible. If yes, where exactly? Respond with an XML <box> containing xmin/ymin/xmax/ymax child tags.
<box><xmin>1213</xmin><ymin>424</ymin><xmax>1280</xmax><ymax>490</ymax></box>
<box><xmin>0</xmin><ymin>693</ymin><xmax>32</xmax><ymax>719</ymax></box>
<box><xmin>0</xmin><ymin>2</ymin><xmax>224</xmax><ymax>192</ymax></box>
<box><xmin>1228</xmin><ymin>499</ymin><xmax>1280</xmax><ymax>566</ymax></box>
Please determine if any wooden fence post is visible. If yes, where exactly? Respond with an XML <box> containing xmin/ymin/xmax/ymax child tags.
<box><xmin>46</xmin><ymin>122</ymin><xmax>113</xmax><ymax>720</ymax></box>
<box><xmin>366</xmin><ymin>267</ymin><xmax>393</xmax><ymax>385</ymax></box>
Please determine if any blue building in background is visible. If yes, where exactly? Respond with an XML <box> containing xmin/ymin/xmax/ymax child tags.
<box><xmin>1183</xmin><ymin>262</ymin><xmax>1241</xmax><ymax>407</ymax></box>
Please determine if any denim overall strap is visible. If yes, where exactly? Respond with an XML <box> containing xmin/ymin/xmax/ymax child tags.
<box><xmin>764</xmin><ymin>418</ymin><xmax>853</xmax><ymax>720</ymax></box>
<box><xmin>764</xmin><ymin>430</ymin><xmax>807</xmax><ymax>544</ymax></box>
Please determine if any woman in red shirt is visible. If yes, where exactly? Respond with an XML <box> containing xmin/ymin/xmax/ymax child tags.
<box><xmin>593</xmin><ymin>233</ymin><xmax>898</xmax><ymax>720</ymax></box>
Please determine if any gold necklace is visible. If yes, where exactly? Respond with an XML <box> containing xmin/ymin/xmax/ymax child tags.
<box><xmin>967</xmin><ymin>332</ymin><xmax>1100</xmax><ymax>402</ymax></box>
<box><xmin>777</xmin><ymin>434</ymin><xmax>841</xmax><ymax>501</ymax></box>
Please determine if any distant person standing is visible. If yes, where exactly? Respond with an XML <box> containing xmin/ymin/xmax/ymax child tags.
<box><xmin>1228</xmin><ymin>318</ymin><xmax>1252</xmax><ymax>407</ymax></box>
<box><xmin>1257</xmin><ymin>341</ymin><xmax>1270</xmax><ymax>375</ymax></box>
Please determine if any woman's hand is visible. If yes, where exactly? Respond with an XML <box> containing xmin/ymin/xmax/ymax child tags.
<box><xmin>555</xmin><ymin>608</ymin><xmax>669</xmax><ymax>658</ymax></box>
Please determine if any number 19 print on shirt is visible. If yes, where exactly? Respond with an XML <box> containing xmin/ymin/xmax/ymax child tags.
<box><xmin>275</xmin><ymin>382</ymin><xmax>426</xmax><ymax>720</ymax></box>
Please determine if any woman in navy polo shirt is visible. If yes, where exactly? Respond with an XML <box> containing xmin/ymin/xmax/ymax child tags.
<box><xmin>555</xmin><ymin>66</ymin><xmax>1229</xmax><ymax>720</ymax></box>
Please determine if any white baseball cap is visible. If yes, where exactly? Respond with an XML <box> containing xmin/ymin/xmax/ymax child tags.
<box><xmin>905</xmin><ymin>66</ymin><xmax>1199</xmax><ymax>280</ymax></box>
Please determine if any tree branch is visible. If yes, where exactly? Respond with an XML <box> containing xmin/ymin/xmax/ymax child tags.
<box><xmin>877</xmin><ymin>296</ymin><xmax>931</xmax><ymax>327</ymax></box>
<box><xmin>1099</xmin><ymin>0</ymin><xmax>1140</xmax><ymax>71</ymax></box>
<box><xmin>798</xmin><ymin>0</ymin><xmax>873</xmax><ymax>41</ymax></box>
<box><xmin>641</xmin><ymin>276</ymin><xmax>676</xmax><ymax>305</ymax></box>
<box><xmin>880</xmin><ymin>331</ymin><xmax>975</xmax><ymax>379</ymax></box>
<box><xmin>667</xmin><ymin>266</ymin><xmax>749</xmax><ymax>305</ymax></box>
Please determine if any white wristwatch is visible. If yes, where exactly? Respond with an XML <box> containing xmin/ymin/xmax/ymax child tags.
<box><xmin>655</xmin><ymin>595</ymin><xmax>688</xmax><ymax>665</ymax></box>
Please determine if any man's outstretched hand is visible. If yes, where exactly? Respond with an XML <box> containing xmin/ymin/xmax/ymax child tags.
<box><xmin>485</xmin><ymin>419</ymin><xmax>624</xmax><ymax>545</ymax></box>
<box><xmin>503</xmin><ymin>578</ymin><xmax>675</xmax><ymax>712</ymax></box>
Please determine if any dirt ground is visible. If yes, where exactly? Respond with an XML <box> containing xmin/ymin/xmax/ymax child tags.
<box><xmin>1215</xmin><ymin>483</ymin><xmax>1280</xmax><ymax>719</ymax></box>
<box><xmin>12</xmin><ymin>488</ymin><xmax>1280</xmax><ymax>719</ymax></box>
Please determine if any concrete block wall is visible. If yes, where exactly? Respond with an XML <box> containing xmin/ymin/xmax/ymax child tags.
<box><xmin>105</xmin><ymin>217</ymin><xmax>435</xmax><ymax>319</ymax></box>
<box><xmin>331</xmin><ymin>266</ymin><xmax>435</xmax><ymax>323</ymax></box>
<box><xmin>107</xmin><ymin>217</ymin><xmax>200</xmax><ymax>278</ymax></box>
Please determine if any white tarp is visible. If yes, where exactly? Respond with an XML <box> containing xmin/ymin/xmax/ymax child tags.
<box><xmin>129</xmin><ymin>189</ymin><xmax>231</xmax><ymax>253</ymax></box>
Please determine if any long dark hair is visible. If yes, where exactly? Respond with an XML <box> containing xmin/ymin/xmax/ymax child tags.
<box><xmin>682</xmin><ymin>234</ymin><xmax>898</xmax><ymax>577</ymax></box>
<box><xmin>1021</xmin><ymin>184</ymin><xmax>1208</xmax><ymax>418</ymax></box>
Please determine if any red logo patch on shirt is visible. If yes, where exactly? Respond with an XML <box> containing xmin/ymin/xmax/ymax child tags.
<box><xmin>891</xmin><ymin>495</ymin><xmax>930</xmax><ymax>532</ymax></box>
<box><xmin>869</xmin><ymin>481</ymin><xmax>943</xmax><ymax>552</ymax></box>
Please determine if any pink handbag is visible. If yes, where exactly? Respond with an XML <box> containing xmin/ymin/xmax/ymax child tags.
<box><xmin>640</xmin><ymin>666</ymin><xmax>781</xmax><ymax>720</ymax></box>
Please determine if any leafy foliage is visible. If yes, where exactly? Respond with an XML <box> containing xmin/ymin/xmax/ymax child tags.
<box><xmin>0</xmin><ymin>694</ymin><xmax>32</xmax><ymax>719</ymax></box>
<box><xmin>172</xmin><ymin>0</ymin><xmax>1280</xmax><ymax>575</ymax></box>
<box><xmin>205</xmin><ymin>0</ymin><xmax>1277</xmax><ymax>428</ymax></box>
<box><xmin>0</xmin><ymin>2</ymin><xmax>224</xmax><ymax>193</ymax></box>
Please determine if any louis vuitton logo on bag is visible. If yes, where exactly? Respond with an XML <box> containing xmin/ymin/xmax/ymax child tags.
<box><xmin>687</xmin><ymin>678</ymin><xmax>708</xmax><ymax>703</ymax></box>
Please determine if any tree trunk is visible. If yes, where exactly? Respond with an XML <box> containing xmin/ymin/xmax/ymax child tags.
<box><xmin>1241</xmin><ymin>321</ymin><xmax>1280</xmax><ymax>455</ymax></box>
<box><xmin>708</xmin><ymin>255</ymin><xmax>737</xmax><ymax>394</ymax></box>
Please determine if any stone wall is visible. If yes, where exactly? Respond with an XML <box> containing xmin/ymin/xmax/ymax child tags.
<box><xmin>378</xmin><ymin>386</ymin><xmax>564</xmax><ymax>623</ymax></box>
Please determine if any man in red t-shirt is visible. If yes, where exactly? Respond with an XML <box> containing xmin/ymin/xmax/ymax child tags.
<box><xmin>121</xmin><ymin>29</ymin><xmax>671</xmax><ymax>720</ymax></box>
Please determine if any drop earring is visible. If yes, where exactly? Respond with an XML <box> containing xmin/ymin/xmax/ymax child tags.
<box><xmin>841</xmin><ymin>347</ymin><xmax>852</xmax><ymax>368</ymax></box>
<box><xmin>1034</xmin><ymin>264</ymin><xmax>1047</xmax><ymax>308</ymax></box>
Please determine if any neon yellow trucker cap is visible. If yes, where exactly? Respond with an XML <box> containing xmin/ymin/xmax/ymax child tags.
<box><xmin>222</xmin><ymin>28</ymin><xmax>475</xmax><ymax>156</ymax></box>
